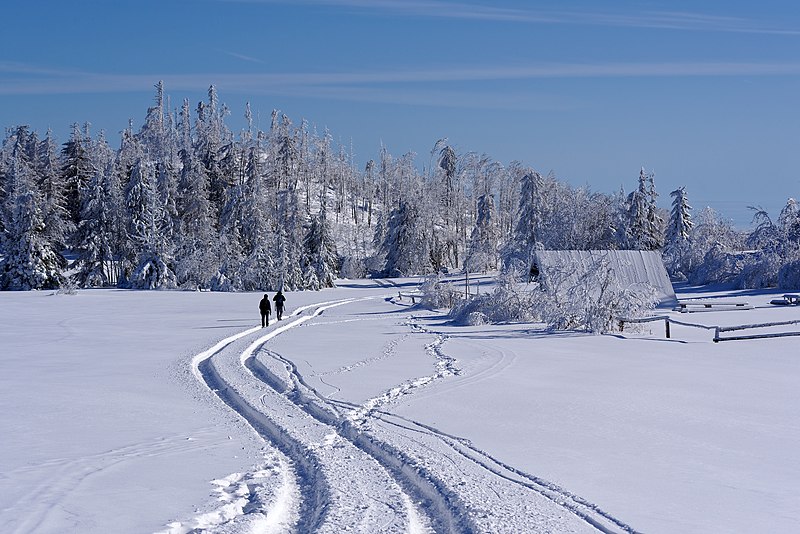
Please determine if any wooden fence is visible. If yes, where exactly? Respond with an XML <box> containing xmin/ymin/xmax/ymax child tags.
<box><xmin>618</xmin><ymin>316</ymin><xmax>800</xmax><ymax>342</ymax></box>
<box><xmin>397</xmin><ymin>291</ymin><xmax>423</xmax><ymax>304</ymax></box>
<box><xmin>713</xmin><ymin>319</ymin><xmax>800</xmax><ymax>342</ymax></box>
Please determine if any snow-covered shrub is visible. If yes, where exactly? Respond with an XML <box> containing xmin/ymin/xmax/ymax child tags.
<box><xmin>128</xmin><ymin>257</ymin><xmax>177</xmax><ymax>290</ymax></box>
<box><xmin>339</xmin><ymin>255</ymin><xmax>366</xmax><ymax>279</ymax></box>
<box><xmin>420</xmin><ymin>275</ymin><xmax>463</xmax><ymax>309</ymax></box>
<box><xmin>449</xmin><ymin>269</ymin><xmax>538</xmax><ymax>325</ymax></box>
<box><xmin>683</xmin><ymin>207</ymin><xmax>744</xmax><ymax>284</ymax></box>
<box><xmin>466</xmin><ymin>311</ymin><xmax>488</xmax><ymax>326</ymax></box>
<box><xmin>448</xmin><ymin>258</ymin><xmax>658</xmax><ymax>333</ymax></box>
<box><xmin>56</xmin><ymin>275</ymin><xmax>79</xmax><ymax>295</ymax></box>
<box><xmin>690</xmin><ymin>244</ymin><xmax>786</xmax><ymax>289</ymax></box>
<box><xmin>210</xmin><ymin>271</ymin><xmax>235</xmax><ymax>292</ymax></box>
<box><xmin>735</xmin><ymin>251</ymin><xmax>782</xmax><ymax>289</ymax></box>
<box><xmin>779</xmin><ymin>260</ymin><xmax>800</xmax><ymax>289</ymax></box>
<box><xmin>538</xmin><ymin>257</ymin><xmax>658</xmax><ymax>333</ymax></box>
<box><xmin>689</xmin><ymin>243</ymin><xmax>743</xmax><ymax>286</ymax></box>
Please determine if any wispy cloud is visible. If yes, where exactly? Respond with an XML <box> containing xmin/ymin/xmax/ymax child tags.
<box><xmin>0</xmin><ymin>61</ymin><xmax>93</xmax><ymax>77</ymax></box>
<box><xmin>3</xmin><ymin>61</ymin><xmax>800</xmax><ymax>108</ymax></box>
<box><xmin>224</xmin><ymin>51</ymin><xmax>266</xmax><ymax>64</ymax></box>
<box><xmin>225</xmin><ymin>0</ymin><xmax>800</xmax><ymax>35</ymax></box>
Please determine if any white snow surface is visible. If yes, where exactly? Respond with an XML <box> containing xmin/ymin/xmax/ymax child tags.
<box><xmin>1</xmin><ymin>279</ymin><xmax>799</xmax><ymax>533</ymax></box>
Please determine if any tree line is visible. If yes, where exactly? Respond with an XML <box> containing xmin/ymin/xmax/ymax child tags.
<box><xmin>1</xmin><ymin>82</ymin><xmax>798</xmax><ymax>291</ymax></box>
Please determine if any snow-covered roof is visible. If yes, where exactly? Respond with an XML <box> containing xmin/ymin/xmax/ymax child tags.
<box><xmin>533</xmin><ymin>250</ymin><xmax>678</xmax><ymax>308</ymax></box>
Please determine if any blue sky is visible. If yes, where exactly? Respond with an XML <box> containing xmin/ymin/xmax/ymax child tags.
<box><xmin>4</xmin><ymin>0</ymin><xmax>800</xmax><ymax>227</ymax></box>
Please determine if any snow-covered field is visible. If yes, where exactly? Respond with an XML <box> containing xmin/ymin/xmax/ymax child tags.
<box><xmin>1</xmin><ymin>279</ymin><xmax>799</xmax><ymax>533</ymax></box>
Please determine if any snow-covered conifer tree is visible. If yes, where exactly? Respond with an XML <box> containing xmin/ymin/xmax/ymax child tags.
<box><xmin>466</xmin><ymin>193</ymin><xmax>499</xmax><ymax>272</ymax></box>
<box><xmin>666</xmin><ymin>187</ymin><xmax>693</xmax><ymax>242</ymax></box>
<box><xmin>438</xmin><ymin>143</ymin><xmax>457</xmax><ymax>210</ymax></box>
<box><xmin>379</xmin><ymin>198</ymin><xmax>431</xmax><ymax>276</ymax></box>
<box><xmin>138</xmin><ymin>81</ymin><xmax>169</xmax><ymax>162</ymax></box>
<box><xmin>304</xmin><ymin>204</ymin><xmax>338</xmax><ymax>288</ymax></box>
<box><xmin>125</xmin><ymin>160</ymin><xmax>176</xmax><ymax>289</ymax></box>
<box><xmin>174</xmin><ymin>99</ymin><xmax>220</xmax><ymax>288</ymax></box>
<box><xmin>663</xmin><ymin>186</ymin><xmax>694</xmax><ymax>277</ymax></box>
<box><xmin>60</xmin><ymin>123</ymin><xmax>95</xmax><ymax>225</ymax></box>
<box><xmin>72</xmin><ymin>132</ymin><xmax>126</xmax><ymax>287</ymax></box>
<box><xmin>280</xmin><ymin>189</ymin><xmax>306</xmax><ymax>290</ymax></box>
<box><xmin>175</xmin><ymin>152</ymin><xmax>219</xmax><ymax>288</ymax></box>
<box><xmin>503</xmin><ymin>170</ymin><xmax>544</xmax><ymax>273</ymax></box>
<box><xmin>430</xmin><ymin>141</ymin><xmax>463</xmax><ymax>270</ymax></box>
<box><xmin>0</xmin><ymin>127</ymin><xmax>66</xmax><ymax>289</ymax></box>
<box><xmin>195</xmin><ymin>85</ymin><xmax>231</xmax><ymax>216</ymax></box>
<box><xmin>36</xmin><ymin>129</ymin><xmax>74</xmax><ymax>256</ymax></box>
<box><xmin>216</xmin><ymin>173</ymin><xmax>247</xmax><ymax>290</ymax></box>
<box><xmin>239</xmin><ymin>138</ymin><xmax>277</xmax><ymax>291</ymax></box>
<box><xmin>625</xmin><ymin>168</ymin><xmax>663</xmax><ymax>250</ymax></box>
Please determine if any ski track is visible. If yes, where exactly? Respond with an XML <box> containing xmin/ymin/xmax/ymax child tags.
<box><xmin>389</xmin><ymin>316</ymin><xmax>639</xmax><ymax>534</ymax></box>
<box><xmin>316</xmin><ymin>333</ymin><xmax>407</xmax><ymax>380</ymax></box>
<box><xmin>187</xmin><ymin>297</ymin><xmax>457</xmax><ymax>533</ymax></box>
<box><xmin>4</xmin><ymin>430</ymin><xmax>226</xmax><ymax>534</ymax></box>
<box><xmin>255</xmin><ymin>305</ymin><xmax>627</xmax><ymax>533</ymax></box>
<box><xmin>184</xmin><ymin>292</ymin><xmax>637</xmax><ymax>534</ymax></box>
<box><xmin>251</xmin><ymin>347</ymin><xmax>476</xmax><ymax>534</ymax></box>
<box><xmin>156</xmin><ymin>453</ymin><xmax>298</xmax><ymax>534</ymax></box>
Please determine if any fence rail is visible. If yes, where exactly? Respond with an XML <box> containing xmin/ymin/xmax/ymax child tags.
<box><xmin>716</xmin><ymin>318</ymin><xmax>800</xmax><ymax>332</ymax></box>
<box><xmin>397</xmin><ymin>291</ymin><xmax>423</xmax><ymax>304</ymax></box>
<box><xmin>618</xmin><ymin>315</ymin><xmax>800</xmax><ymax>342</ymax></box>
<box><xmin>675</xmin><ymin>300</ymin><xmax>752</xmax><ymax>312</ymax></box>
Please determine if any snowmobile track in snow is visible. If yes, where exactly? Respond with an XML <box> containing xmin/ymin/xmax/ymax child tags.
<box><xmin>373</xmin><ymin>409</ymin><xmax>639</xmax><ymax>534</ymax></box>
<box><xmin>192</xmin><ymin>294</ymin><xmax>638</xmax><ymax>533</ymax></box>
<box><xmin>254</xmin><ymin>311</ymin><xmax>633</xmax><ymax>533</ymax></box>
<box><xmin>197</xmin><ymin>356</ymin><xmax>329</xmax><ymax>533</ymax></box>
<box><xmin>386</xmin><ymin>320</ymin><xmax>640</xmax><ymax>534</ymax></box>
<box><xmin>248</xmin><ymin>348</ymin><xmax>478</xmax><ymax>534</ymax></box>
<box><xmin>193</xmin><ymin>297</ymin><xmax>476</xmax><ymax>533</ymax></box>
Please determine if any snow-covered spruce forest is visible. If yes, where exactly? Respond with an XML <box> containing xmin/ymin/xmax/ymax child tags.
<box><xmin>2</xmin><ymin>82</ymin><xmax>800</xmax><ymax>292</ymax></box>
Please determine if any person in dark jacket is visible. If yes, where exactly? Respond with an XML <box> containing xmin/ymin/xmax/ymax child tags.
<box><xmin>259</xmin><ymin>294</ymin><xmax>272</xmax><ymax>327</ymax></box>
<box><xmin>273</xmin><ymin>290</ymin><xmax>286</xmax><ymax>320</ymax></box>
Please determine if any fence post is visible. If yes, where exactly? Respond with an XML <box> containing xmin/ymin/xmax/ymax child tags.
<box><xmin>665</xmin><ymin>318</ymin><xmax>670</xmax><ymax>339</ymax></box>
<box><xmin>713</xmin><ymin>326</ymin><xmax>720</xmax><ymax>343</ymax></box>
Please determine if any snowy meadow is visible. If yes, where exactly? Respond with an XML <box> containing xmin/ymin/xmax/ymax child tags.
<box><xmin>2</xmin><ymin>81</ymin><xmax>800</xmax><ymax>534</ymax></box>
<box><xmin>1</xmin><ymin>280</ymin><xmax>798</xmax><ymax>533</ymax></box>
<box><xmin>4</xmin><ymin>1</ymin><xmax>800</xmax><ymax>532</ymax></box>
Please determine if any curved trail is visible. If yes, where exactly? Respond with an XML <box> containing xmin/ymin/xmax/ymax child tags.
<box><xmin>197</xmin><ymin>353</ymin><xmax>327</xmax><ymax>533</ymax></box>
<box><xmin>187</xmin><ymin>290</ymin><xmax>638</xmax><ymax>533</ymax></box>
<box><xmin>246</xmin><ymin>348</ymin><xmax>477</xmax><ymax>534</ymax></box>
<box><xmin>386</xmin><ymin>316</ymin><xmax>640</xmax><ymax>534</ymax></box>
<box><xmin>190</xmin><ymin>296</ymin><xmax>473</xmax><ymax>533</ymax></box>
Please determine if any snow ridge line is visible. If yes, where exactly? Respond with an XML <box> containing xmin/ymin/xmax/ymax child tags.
<box><xmin>156</xmin><ymin>455</ymin><xmax>296</xmax><ymax>534</ymax></box>
<box><xmin>250</xmin><ymin>349</ymin><xmax>478</xmax><ymax>534</ymax></box>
